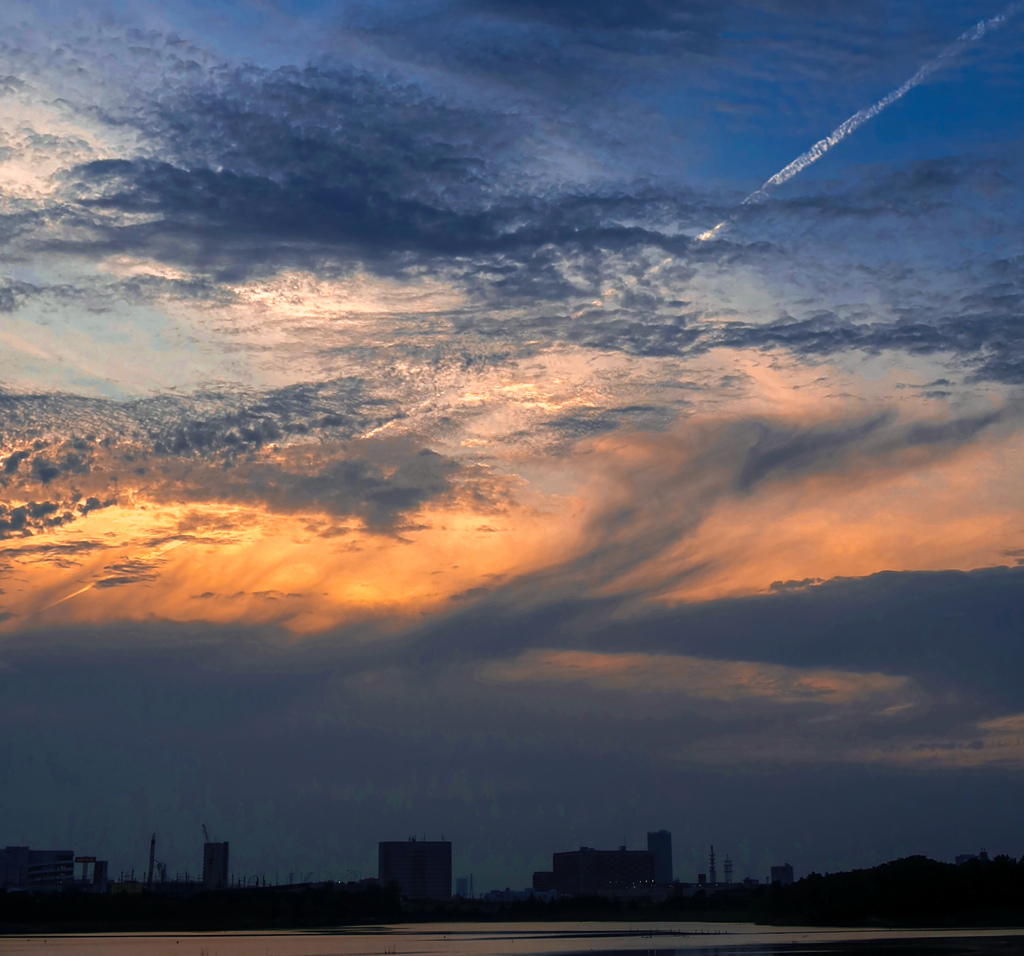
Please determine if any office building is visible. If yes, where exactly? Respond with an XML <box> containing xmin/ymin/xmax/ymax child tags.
<box><xmin>550</xmin><ymin>846</ymin><xmax>655</xmax><ymax>896</ymax></box>
<box><xmin>646</xmin><ymin>831</ymin><xmax>673</xmax><ymax>884</ymax></box>
<box><xmin>203</xmin><ymin>841</ymin><xmax>229</xmax><ymax>889</ymax></box>
<box><xmin>0</xmin><ymin>847</ymin><xmax>75</xmax><ymax>887</ymax></box>
<box><xmin>770</xmin><ymin>863</ymin><xmax>794</xmax><ymax>886</ymax></box>
<box><xmin>378</xmin><ymin>839</ymin><xmax>451</xmax><ymax>901</ymax></box>
<box><xmin>455</xmin><ymin>877</ymin><xmax>468</xmax><ymax>897</ymax></box>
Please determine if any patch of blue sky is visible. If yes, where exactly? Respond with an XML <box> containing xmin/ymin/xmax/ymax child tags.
<box><xmin>649</xmin><ymin>7</ymin><xmax>1024</xmax><ymax>192</ymax></box>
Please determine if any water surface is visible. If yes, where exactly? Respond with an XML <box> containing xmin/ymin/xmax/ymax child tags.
<box><xmin>2</xmin><ymin>922</ymin><xmax>1023</xmax><ymax>956</ymax></box>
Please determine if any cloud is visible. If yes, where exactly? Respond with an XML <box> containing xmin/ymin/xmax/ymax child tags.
<box><xmin>0</xmin><ymin>500</ymin><xmax>79</xmax><ymax>538</ymax></box>
<box><xmin>734</xmin><ymin>405</ymin><xmax>1013</xmax><ymax>492</ymax></box>
<box><xmin>2</xmin><ymin>16</ymin><xmax>1021</xmax><ymax>393</ymax></box>
<box><xmin>2</xmin><ymin>449</ymin><xmax>30</xmax><ymax>473</ymax></box>
<box><xmin>715</xmin><ymin>310</ymin><xmax>1024</xmax><ymax>386</ymax></box>
<box><xmin>241</xmin><ymin>444</ymin><xmax>462</xmax><ymax>529</ymax></box>
<box><xmin>481</xmin><ymin>648</ymin><xmax>911</xmax><ymax>707</ymax></box>
<box><xmin>65</xmin><ymin>158</ymin><xmax>501</xmax><ymax>271</ymax></box>
<box><xmin>854</xmin><ymin>711</ymin><xmax>1024</xmax><ymax>768</ymax></box>
<box><xmin>736</xmin><ymin>412</ymin><xmax>893</xmax><ymax>491</ymax></box>
<box><xmin>93</xmin><ymin>557</ymin><xmax>161</xmax><ymax>589</ymax></box>
<box><xmin>45</xmin><ymin>146</ymin><xmax>1024</xmax><ymax>386</ymax></box>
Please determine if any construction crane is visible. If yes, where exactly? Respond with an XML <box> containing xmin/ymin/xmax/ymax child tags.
<box><xmin>202</xmin><ymin>824</ymin><xmax>211</xmax><ymax>844</ymax></box>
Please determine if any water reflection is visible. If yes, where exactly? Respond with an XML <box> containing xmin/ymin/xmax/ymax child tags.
<box><xmin>1</xmin><ymin>923</ymin><xmax>1023</xmax><ymax>956</ymax></box>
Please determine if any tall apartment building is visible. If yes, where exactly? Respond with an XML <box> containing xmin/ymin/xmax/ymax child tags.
<box><xmin>202</xmin><ymin>841</ymin><xmax>229</xmax><ymax>889</ymax></box>
<box><xmin>378</xmin><ymin>839</ymin><xmax>451</xmax><ymax>901</ymax></box>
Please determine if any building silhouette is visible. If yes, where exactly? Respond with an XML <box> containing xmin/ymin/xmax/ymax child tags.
<box><xmin>202</xmin><ymin>842</ymin><xmax>229</xmax><ymax>889</ymax></box>
<box><xmin>0</xmin><ymin>847</ymin><xmax>75</xmax><ymax>888</ymax></box>
<box><xmin>535</xmin><ymin>846</ymin><xmax>655</xmax><ymax>896</ymax></box>
<box><xmin>646</xmin><ymin>830</ymin><xmax>673</xmax><ymax>884</ymax></box>
<box><xmin>378</xmin><ymin>839</ymin><xmax>451</xmax><ymax>901</ymax></box>
<box><xmin>956</xmin><ymin>850</ymin><xmax>989</xmax><ymax>865</ymax></box>
<box><xmin>770</xmin><ymin>863</ymin><xmax>794</xmax><ymax>886</ymax></box>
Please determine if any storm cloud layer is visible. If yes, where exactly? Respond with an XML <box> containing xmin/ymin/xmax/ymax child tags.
<box><xmin>2</xmin><ymin>0</ymin><xmax>1024</xmax><ymax>888</ymax></box>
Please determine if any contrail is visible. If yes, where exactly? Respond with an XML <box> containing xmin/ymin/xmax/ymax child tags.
<box><xmin>697</xmin><ymin>2</ymin><xmax>1023</xmax><ymax>242</ymax></box>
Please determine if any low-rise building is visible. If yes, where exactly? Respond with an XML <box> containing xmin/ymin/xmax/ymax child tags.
<box><xmin>549</xmin><ymin>846</ymin><xmax>656</xmax><ymax>896</ymax></box>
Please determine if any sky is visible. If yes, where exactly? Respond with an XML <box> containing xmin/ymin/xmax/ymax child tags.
<box><xmin>1</xmin><ymin>0</ymin><xmax>1024</xmax><ymax>891</ymax></box>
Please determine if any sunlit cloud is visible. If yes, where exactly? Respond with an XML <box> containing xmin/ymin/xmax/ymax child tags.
<box><xmin>228</xmin><ymin>270</ymin><xmax>467</xmax><ymax>318</ymax></box>
<box><xmin>1</xmin><ymin>345</ymin><xmax>1021</xmax><ymax>640</ymax></box>
<box><xmin>480</xmin><ymin>648</ymin><xmax>911</xmax><ymax>707</ymax></box>
<box><xmin>0</xmin><ymin>481</ymin><xmax>586</xmax><ymax>636</ymax></box>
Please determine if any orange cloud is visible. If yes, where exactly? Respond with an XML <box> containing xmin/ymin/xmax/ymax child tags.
<box><xmin>480</xmin><ymin>648</ymin><xmax>911</xmax><ymax>707</ymax></box>
<box><xmin>0</xmin><ymin>490</ymin><xmax>586</xmax><ymax>637</ymax></box>
<box><xmin>2</xmin><ymin>348</ymin><xmax>1021</xmax><ymax>639</ymax></box>
<box><xmin>560</xmin><ymin>357</ymin><xmax>1024</xmax><ymax>607</ymax></box>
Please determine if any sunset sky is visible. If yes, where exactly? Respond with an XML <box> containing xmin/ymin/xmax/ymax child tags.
<box><xmin>2</xmin><ymin>0</ymin><xmax>1024</xmax><ymax>889</ymax></box>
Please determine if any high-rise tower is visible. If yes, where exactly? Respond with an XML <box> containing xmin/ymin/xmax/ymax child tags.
<box><xmin>646</xmin><ymin>830</ymin><xmax>673</xmax><ymax>884</ymax></box>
